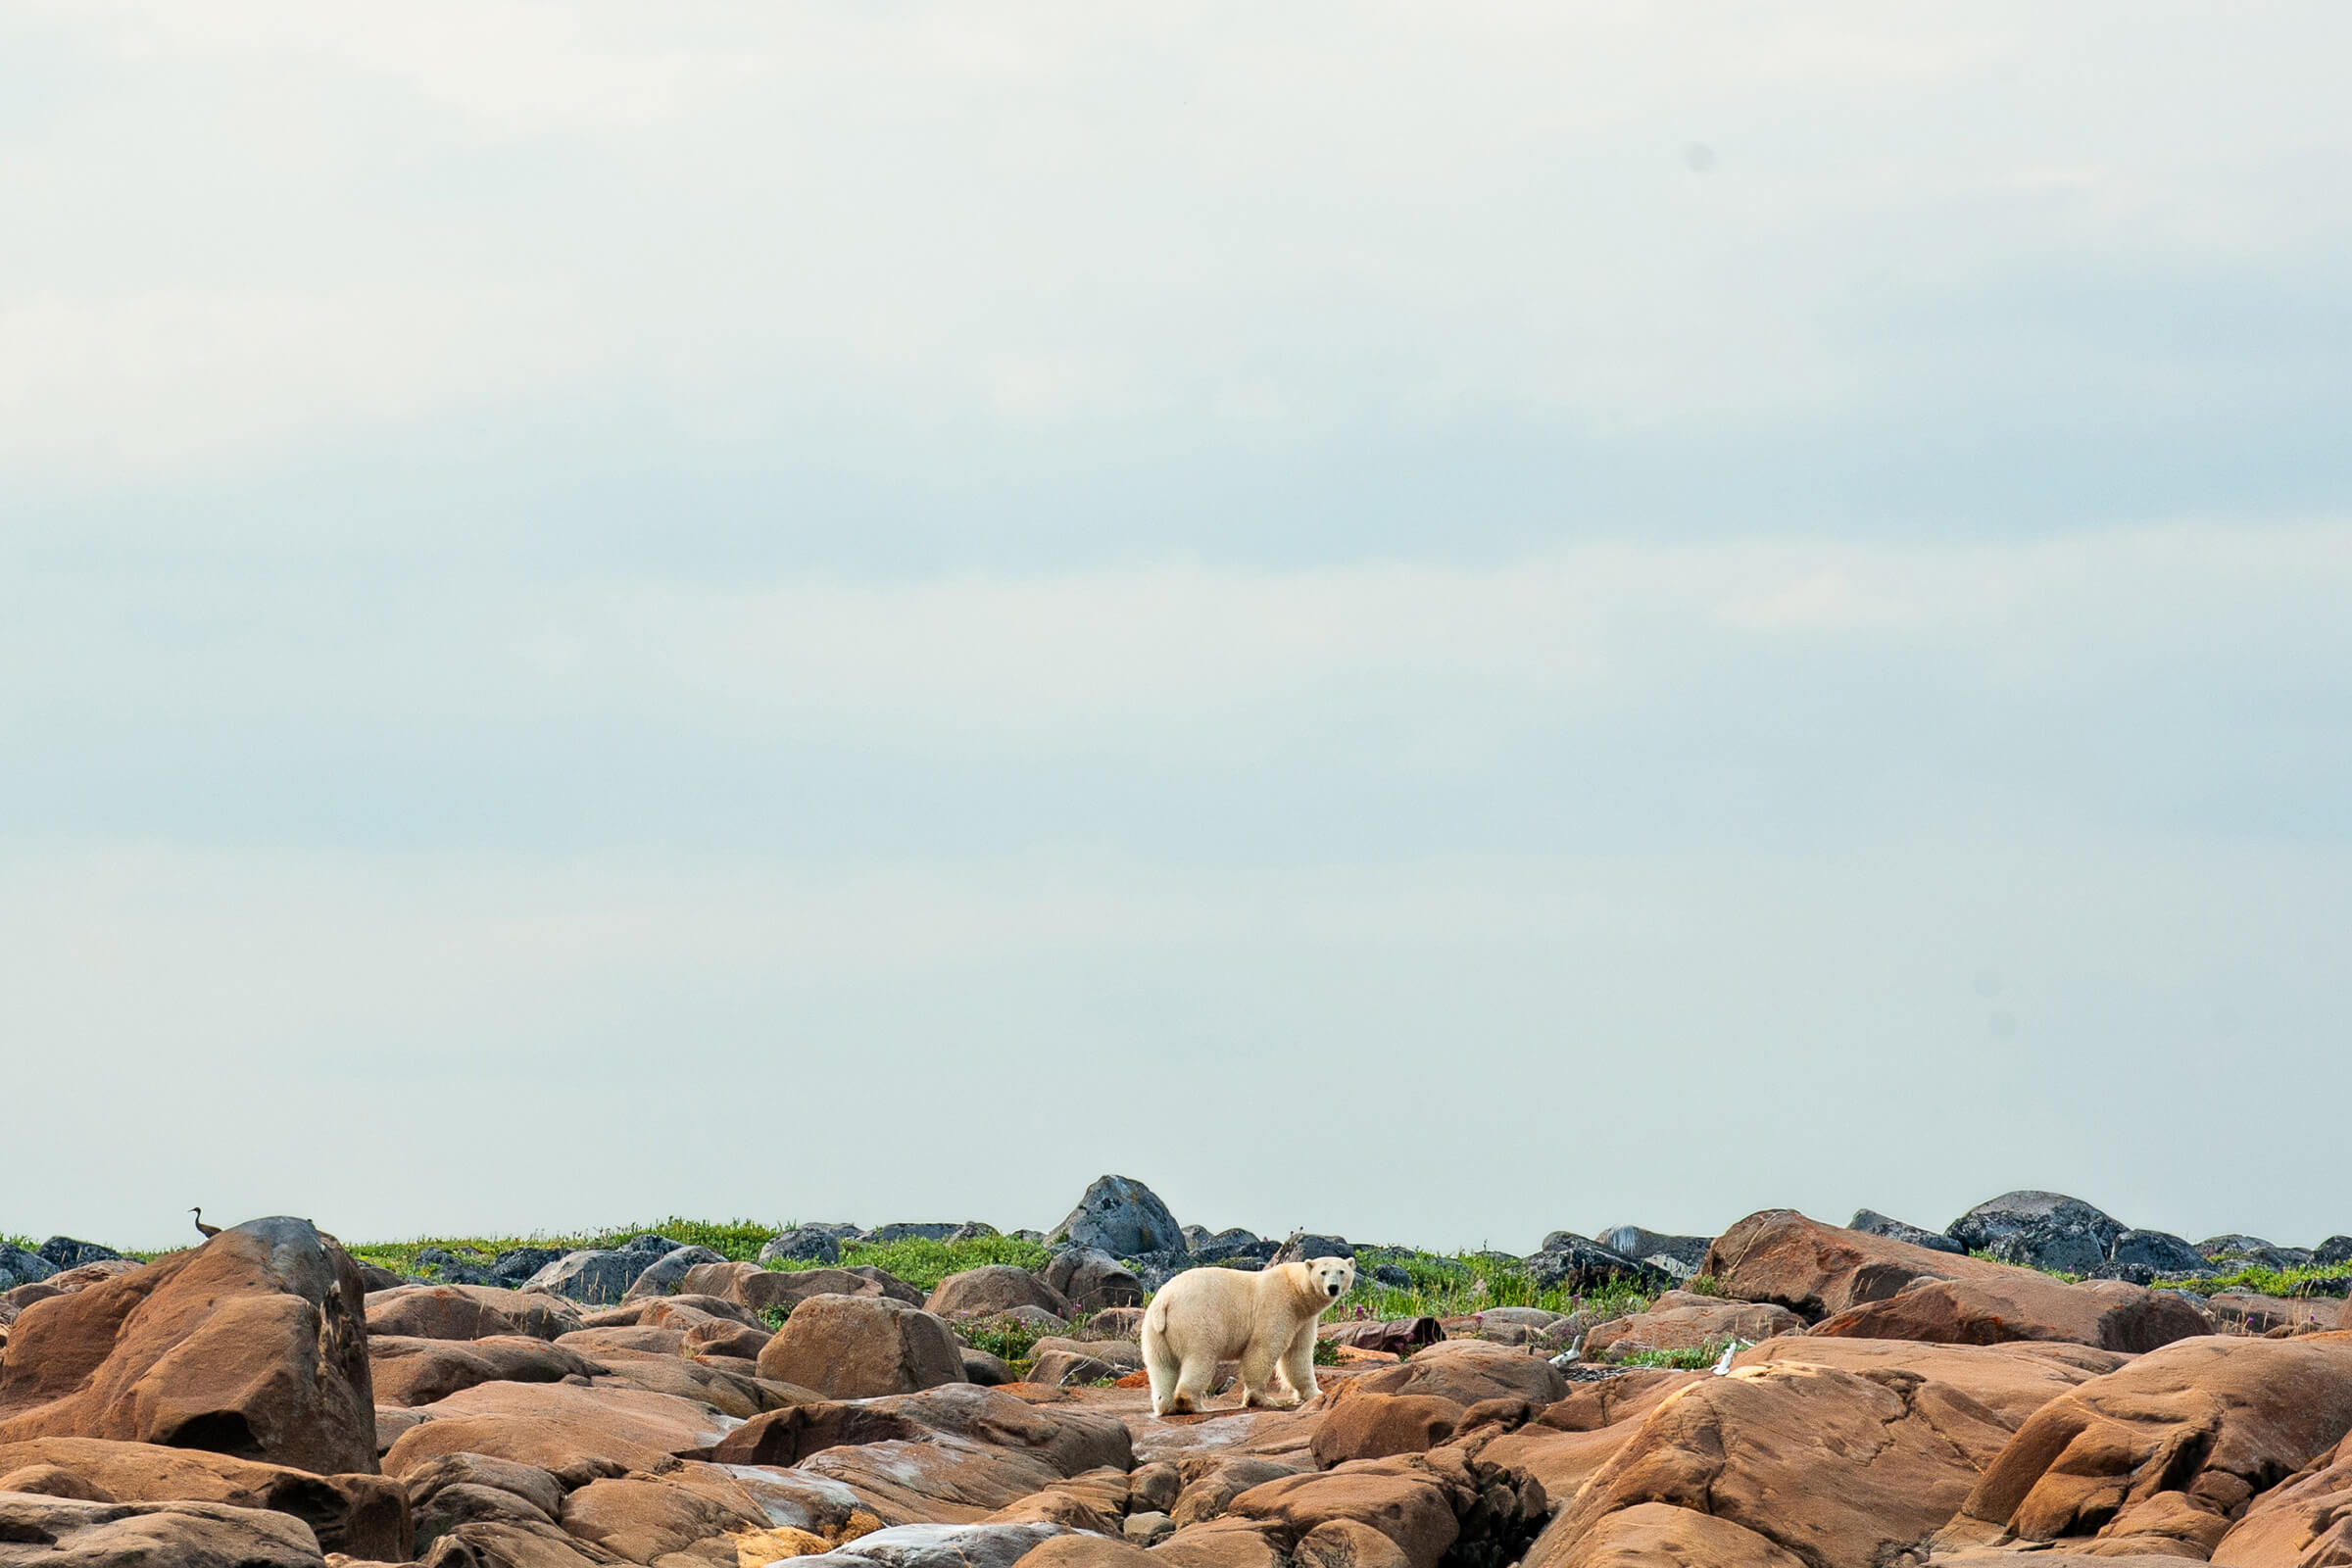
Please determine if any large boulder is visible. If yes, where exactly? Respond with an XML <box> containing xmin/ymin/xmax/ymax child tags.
<box><xmin>757</xmin><ymin>1294</ymin><xmax>967</xmax><ymax>1398</ymax></box>
<box><xmin>1223</xmin><ymin>1447</ymin><xmax>1547</xmax><ymax>1568</ymax></box>
<box><xmin>1703</xmin><ymin>1208</ymin><xmax>2208</xmax><ymax>1352</ymax></box>
<box><xmin>381</xmin><ymin>1380</ymin><xmax>738</xmax><ymax>1483</ymax></box>
<box><xmin>1847</xmin><ymin>1208</ymin><xmax>1968</xmax><ymax>1255</ymax></box>
<box><xmin>783</xmin><ymin>1521</ymin><xmax>1074</xmax><ymax>1568</ymax></box>
<box><xmin>926</xmin><ymin>1266</ymin><xmax>1073</xmax><ymax>1320</ymax></box>
<box><xmin>1526</xmin><ymin>1357</ymin><xmax>2017</xmax><ymax>1568</ymax></box>
<box><xmin>2212</xmin><ymin>1419</ymin><xmax>2352</xmax><ymax>1566</ymax></box>
<box><xmin>367</xmin><ymin>1333</ymin><xmax>604</xmax><ymax>1407</ymax></box>
<box><xmin>520</xmin><ymin>1247</ymin><xmax>672</xmax><ymax>1305</ymax></box>
<box><xmin>760</xmin><ymin>1224</ymin><xmax>861</xmax><ymax>1266</ymax></box>
<box><xmin>1938</xmin><ymin>1332</ymin><xmax>2352</xmax><ymax>1559</ymax></box>
<box><xmin>33</xmin><ymin>1239</ymin><xmax>122</xmax><ymax>1272</ymax></box>
<box><xmin>678</xmin><ymin>1260</ymin><xmax>922</xmax><ymax>1312</ymax></box>
<box><xmin>1809</xmin><ymin>1273</ymin><xmax>2213</xmax><ymax>1353</ymax></box>
<box><xmin>364</xmin><ymin>1283</ymin><xmax>584</xmax><ymax>1342</ymax></box>
<box><xmin>1042</xmin><ymin>1250</ymin><xmax>1145</xmax><ymax>1311</ymax></box>
<box><xmin>2318</xmin><ymin>1235</ymin><xmax>2352</xmax><ymax>1267</ymax></box>
<box><xmin>1946</xmin><ymin>1190</ymin><xmax>2127</xmax><ymax>1274</ymax></box>
<box><xmin>0</xmin><ymin>1216</ymin><xmax>376</xmax><ymax>1475</ymax></box>
<box><xmin>1349</xmin><ymin>1341</ymin><xmax>1566</xmax><ymax>1407</ymax></box>
<box><xmin>0</xmin><ymin>1435</ymin><xmax>407</xmax><ymax>1559</ymax></box>
<box><xmin>1526</xmin><ymin>1235</ymin><xmax>1668</xmax><ymax>1295</ymax></box>
<box><xmin>0</xmin><ymin>1492</ymin><xmax>327</xmax><ymax>1566</ymax></box>
<box><xmin>1582</xmin><ymin>1293</ymin><xmax>1803</xmax><ymax>1360</ymax></box>
<box><xmin>0</xmin><ymin>1247</ymin><xmax>56</xmax><ymax>1293</ymax></box>
<box><xmin>1271</xmin><ymin>1234</ymin><xmax>1355</xmax><ymax>1266</ymax></box>
<box><xmin>615</xmin><ymin>1244</ymin><xmax>726</xmax><ymax>1301</ymax></box>
<box><xmin>1729</xmin><ymin>1336</ymin><xmax>2129</xmax><ymax>1425</ymax></box>
<box><xmin>2108</xmin><ymin>1228</ymin><xmax>2209</xmax><ymax>1275</ymax></box>
<box><xmin>1593</xmin><ymin>1227</ymin><xmax>1712</xmax><ymax>1281</ymax></box>
<box><xmin>1055</xmin><ymin>1176</ymin><xmax>1186</xmax><ymax>1258</ymax></box>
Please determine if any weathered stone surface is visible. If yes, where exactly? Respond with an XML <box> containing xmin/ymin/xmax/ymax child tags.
<box><xmin>0</xmin><ymin>1491</ymin><xmax>328</xmax><ymax>1566</ymax></box>
<box><xmin>366</xmin><ymin>1285</ymin><xmax>584</xmax><ymax>1344</ymax></box>
<box><xmin>926</xmin><ymin>1267</ymin><xmax>1074</xmax><ymax>1321</ymax></box>
<box><xmin>380</xmin><ymin>1381</ymin><xmax>736</xmax><ymax>1483</ymax></box>
<box><xmin>1704</xmin><ymin>1208</ymin><xmax>1995</xmax><ymax>1321</ymax></box>
<box><xmin>1475</xmin><ymin>1371</ymin><xmax>1704</xmax><ymax>1502</ymax></box>
<box><xmin>777</xmin><ymin>1386</ymin><xmax>1134</xmax><ymax>1527</ymax></box>
<box><xmin>782</xmin><ymin>1521</ymin><xmax>1072</xmax><ymax>1568</ymax></box>
<box><xmin>757</xmin><ymin>1295</ymin><xmax>967</xmax><ymax>1398</ymax></box>
<box><xmin>759</xmin><ymin>1225</ymin><xmax>860</xmax><ymax>1267</ymax></box>
<box><xmin>1029</xmin><ymin>1349</ymin><xmax>1123</xmax><ymax>1388</ymax></box>
<box><xmin>2318</xmin><ymin>1236</ymin><xmax>2352</xmax><ymax>1268</ymax></box>
<box><xmin>367</xmin><ymin>1334</ymin><xmax>603</xmax><ymax>1407</ymax></box>
<box><xmin>1536</xmin><ymin>1500</ymin><xmax>1807</xmax><ymax>1568</ymax></box>
<box><xmin>1348</xmin><ymin>1341</ymin><xmax>1566</xmax><ymax>1408</ymax></box>
<box><xmin>1849</xmin><ymin>1209</ymin><xmax>1969</xmax><ymax>1256</ymax></box>
<box><xmin>2202</xmin><ymin>1292</ymin><xmax>2337</xmax><ymax>1336</ymax></box>
<box><xmin>1056</xmin><ymin>1176</ymin><xmax>1187</xmax><ymax>1258</ymax></box>
<box><xmin>1730</xmin><ymin>1336</ymin><xmax>2129</xmax><ymax>1425</ymax></box>
<box><xmin>1271</xmin><ymin>1235</ymin><xmax>1355</xmax><ymax>1266</ymax></box>
<box><xmin>1526</xmin><ymin>1236</ymin><xmax>1667</xmax><ymax>1296</ymax></box>
<box><xmin>557</xmin><ymin>1466</ymin><xmax>771</xmax><ymax>1563</ymax></box>
<box><xmin>1947</xmin><ymin>1191</ymin><xmax>2126</xmax><ymax>1275</ymax></box>
<box><xmin>2211</xmin><ymin>1420</ymin><xmax>2352</xmax><ymax>1566</ymax></box>
<box><xmin>0</xmin><ymin>1248</ymin><xmax>56</xmax><ymax>1293</ymax></box>
<box><xmin>2109</xmin><ymin>1229</ymin><xmax>2209</xmax><ymax>1275</ymax></box>
<box><xmin>518</xmin><ymin>1250</ymin><xmax>661</xmax><ymax>1307</ymax></box>
<box><xmin>614</xmin><ymin>1246</ymin><xmax>726</xmax><ymax>1302</ymax></box>
<box><xmin>33</xmin><ymin>1240</ymin><xmax>123</xmax><ymax>1273</ymax></box>
<box><xmin>1043</xmin><ymin>1250</ymin><xmax>1145</xmax><ymax>1312</ymax></box>
<box><xmin>0</xmin><ymin>1217</ymin><xmax>376</xmax><ymax>1476</ymax></box>
<box><xmin>416</xmin><ymin>1517</ymin><xmax>631</xmax><ymax>1565</ymax></box>
<box><xmin>679</xmin><ymin>1261</ymin><xmax>923</xmax><ymax>1312</ymax></box>
<box><xmin>1322</xmin><ymin>1318</ymin><xmax>1445</xmax><ymax>1355</ymax></box>
<box><xmin>1809</xmin><ymin>1272</ymin><xmax>2214</xmax><ymax>1353</ymax></box>
<box><xmin>399</xmin><ymin>1450</ymin><xmax>568</xmax><ymax>1556</ymax></box>
<box><xmin>1582</xmin><ymin>1294</ymin><xmax>1801</xmax><ymax>1360</ymax></box>
<box><xmin>1226</xmin><ymin>1446</ymin><xmax>1544</xmax><ymax>1568</ymax></box>
<box><xmin>1310</xmin><ymin>1393</ymin><xmax>1462</xmax><ymax>1466</ymax></box>
<box><xmin>1594</xmin><ymin>1228</ymin><xmax>1712</xmax><ymax>1281</ymax></box>
<box><xmin>0</xmin><ymin>1436</ymin><xmax>406</xmax><ymax>1559</ymax></box>
<box><xmin>1945</xmin><ymin>1333</ymin><xmax>2352</xmax><ymax>1556</ymax></box>
<box><xmin>1530</xmin><ymin>1358</ymin><xmax>2015</xmax><ymax>1568</ymax></box>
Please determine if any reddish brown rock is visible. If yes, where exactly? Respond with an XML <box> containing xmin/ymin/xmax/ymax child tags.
<box><xmin>1025</xmin><ymin>1533</ymin><xmax>1161</xmax><ymax>1568</ymax></box>
<box><xmin>927</xmin><ymin>1266</ymin><xmax>1075</xmax><ymax>1320</ymax></box>
<box><xmin>368</xmin><ymin>1334</ymin><xmax>603</xmax><ymax>1407</ymax></box>
<box><xmin>1170</xmin><ymin>1456</ymin><xmax>1307</xmax><ymax>1529</ymax></box>
<box><xmin>380</xmin><ymin>1381</ymin><xmax>737</xmax><ymax>1484</ymax></box>
<box><xmin>1528</xmin><ymin>1359</ymin><xmax>2016</xmax><ymax>1568</ymax></box>
<box><xmin>1583</xmin><ymin>1294</ymin><xmax>1803</xmax><ymax>1360</ymax></box>
<box><xmin>0</xmin><ymin>1491</ymin><xmax>328</xmax><ymax>1567</ymax></box>
<box><xmin>0</xmin><ymin>1217</ymin><xmax>376</xmax><ymax>1476</ymax></box>
<box><xmin>1538</xmin><ymin>1500</ymin><xmax>1807</xmax><ymax>1567</ymax></box>
<box><xmin>785</xmin><ymin>1384</ymin><xmax>1134</xmax><ymax>1527</ymax></box>
<box><xmin>1347</xmin><ymin>1341</ymin><xmax>1566</xmax><ymax>1408</ymax></box>
<box><xmin>1309</xmin><ymin>1393</ymin><xmax>1463</xmax><ymax>1467</ymax></box>
<box><xmin>1947</xmin><ymin>1332</ymin><xmax>2352</xmax><ymax>1556</ymax></box>
<box><xmin>2211</xmin><ymin>1421</ymin><xmax>2352</xmax><ymax>1565</ymax></box>
<box><xmin>1810</xmin><ymin>1273</ymin><xmax>2213</xmax><ymax>1354</ymax></box>
<box><xmin>1224</xmin><ymin>1446</ymin><xmax>1542</xmax><ymax>1568</ymax></box>
<box><xmin>2202</xmin><ymin>1293</ymin><xmax>2337</xmax><ymax>1337</ymax></box>
<box><xmin>413</xmin><ymin>1517</ymin><xmax>629</xmax><ymax>1565</ymax></box>
<box><xmin>682</xmin><ymin>1319</ymin><xmax>770</xmax><ymax>1360</ymax></box>
<box><xmin>1155</xmin><ymin>1516</ymin><xmax>1290</xmax><ymax>1568</ymax></box>
<box><xmin>1293</xmin><ymin>1515</ymin><xmax>1416</xmax><ymax>1568</ymax></box>
<box><xmin>365</xmin><ymin>1284</ymin><xmax>584</xmax><ymax>1343</ymax></box>
<box><xmin>1703</xmin><ymin>1208</ymin><xmax>1996</xmax><ymax>1320</ymax></box>
<box><xmin>1731</xmin><ymin>1336</ymin><xmax>2129</xmax><ymax>1425</ymax></box>
<box><xmin>0</xmin><ymin>1435</ymin><xmax>407</xmax><ymax>1559</ymax></box>
<box><xmin>679</xmin><ymin>1260</ymin><xmax>922</xmax><ymax>1311</ymax></box>
<box><xmin>556</xmin><ymin>1466</ymin><xmax>771</xmax><ymax>1563</ymax></box>
<box><xmin>757</xmin><ymin>1294</ymin><xmax>967</xmax><ymax>1398</ymax></box>
<box><xmin>1474</xmin><ymin>1371</ymin><xmax>1703</xmax><ymax>1501</ymax></box>
<box><xmin>1320</xmin><ymin>1319</ymin><xmax>1445</xmax><ymax>1355</ymax></box>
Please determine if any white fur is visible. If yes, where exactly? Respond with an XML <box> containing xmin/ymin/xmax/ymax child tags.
<box><xmin>1141</xmin><ymin>1257</ymin><xmax>1356</xmax><ymax>1417</ymax></box>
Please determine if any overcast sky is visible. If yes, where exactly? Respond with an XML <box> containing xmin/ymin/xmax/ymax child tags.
<box><xmin>5</xmin><ymin>3</ymin><xmax>2349</xmax><ymax>1254</ymax></box>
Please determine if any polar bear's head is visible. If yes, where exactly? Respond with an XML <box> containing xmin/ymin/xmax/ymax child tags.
<box><xmin>1305</xmin><ymin>1256</ymin><xmax>1355</xmax><ymax>1302</ymax></box>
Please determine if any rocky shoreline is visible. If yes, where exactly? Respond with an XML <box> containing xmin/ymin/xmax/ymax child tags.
<box><xmin>3</xmin><ymin>1177</ymin><xmax>2349</xmax><ymax>1566</ymax></box>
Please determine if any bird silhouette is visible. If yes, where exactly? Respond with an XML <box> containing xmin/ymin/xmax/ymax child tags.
<box><xmin>191</xmin><ymin>1207</ymin><xmax>221</xmax><ymax>1239</ymax></box>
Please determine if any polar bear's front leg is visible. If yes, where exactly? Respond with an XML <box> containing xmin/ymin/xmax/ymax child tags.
<box><xmin>1237</xmin><ymin>1342</ymin><xmax>1286</xmax><ymax>1408</ymax></box>
<box><xmin>1277</xmin><ymin>1321</ymin><xmax>1321</xmax><ymax>1408</ymax></box>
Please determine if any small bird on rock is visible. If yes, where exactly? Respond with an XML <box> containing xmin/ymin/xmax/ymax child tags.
<box><xmin>191</xmin><ymin>1207</ymin><xmax>221</xmax><ymax>1239</ymax></box>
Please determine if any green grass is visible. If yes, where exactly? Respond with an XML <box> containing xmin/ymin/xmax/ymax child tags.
<box><xmin>1</xmin><ymin>1233</ymin><xmax>37</xmax><ymax>1254</ymax></box>
<box><xmin>1341</xmin><ymin>1247</ymin><xmax>1656</xmax><ymax>1325</ymax></box>
<box><xmin>2156</xmin><ymin>1262</ymin><xmax>2352</xmax><ymax>1298</ymax></box>
<box><xmin>1617</xmin><ymin>1341</ymin><xmax>1731</xmax><ymax>1370</ymax></box>
<box><xmin>778</xmin><ymin>1234</ymin><xmax>1054</xmax><ymax>1291</ymax></box>
<box><xmin>340</xmin><ymin>1217</ymin><xmax>783</xmax><ymax>1280</ymax></box>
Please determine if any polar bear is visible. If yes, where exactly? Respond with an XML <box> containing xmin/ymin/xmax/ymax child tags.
<box><xmin>1142</xmin><ymin>1256</ymin><xmax>1356</xmax><ymax>1417</ymax></box>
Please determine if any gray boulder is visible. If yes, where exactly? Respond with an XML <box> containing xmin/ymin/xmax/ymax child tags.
<box><xmin>523</xmin><ymin>1247</ymin><xmax>673</xmax><ymax>1304</ymax></box>
<box><xmin>2108</xmin><ymin>1229</ymin><xmax>2209</xmax><ymax>1275</ymax></box>
<box><xmin>870</xmin><ymin>1222</ymin><xmax>963</xmax><ymax>1243</ymax></box>
<box><xmin>760</xmin><ymin>1223</ymin><xmax>860</xmax><ymax>1266</ymax></box>
<box><xmin>1528</xmin><ymin>1232</ymin><xmax>1669</xmax><ymax>1295</ymax></box>
<box><xmin>620</xmin><ymin>1244</ymin><xmax>728</xmax><ymax>1300</ymax></box>
<box><xmin>1947</xmin><ymin>1191</ymin><xmax>2125</xmax><ymax>1274</ymax></box>
<box><xmin>1849</xmin><ymin>1209</ymin><xmax>1969</xmax><ymax>1255</ymax></box>
<box><xmin>35</xmin><ymin>1236</ymin><xmax>122</xmax><ymax>1270</ymax></box>
<box><xmin>1192</xmin><ymin>1229</ymin><xmax>1279</xmax><ymax>1266</ymax></box>
<box><xmin>1595</xmin><ymin>1225</ymin><xmax>1711</xmax><ymax>1280</ymax></box>
<box><xmin>1054</xmin><ymin>1174</ymin><xmax>1185</xmax><ymax>1257</ymax></box>
<box><xmin>1270</xmin><ymin>1232</ymin><xmax>1354</xmax><ymax>1264</ymax></box>
<box><xmin>488</xmin><ymin>1246</ymin><xmax>564</xmax><ymax>1285</ymax></box>
<box><xmin>0</xmin><ymin>1245</ymin><xmax>58</xmax><ymax>1291</ymax></box>
<box><xmin>1042</xmin><ymin>1248</ymin><xmax>1144</xmax><ymax>1310</ymax></box>
<box><xmin>2318</xmin><ymin>1236</ymin><xmax>2352</xmax><ymax>1266</ymax></box>
<box><xmin>785</xmin><ymin>1522</ymin><xmax>1072</xmax><ymax>1568</ymax></box>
